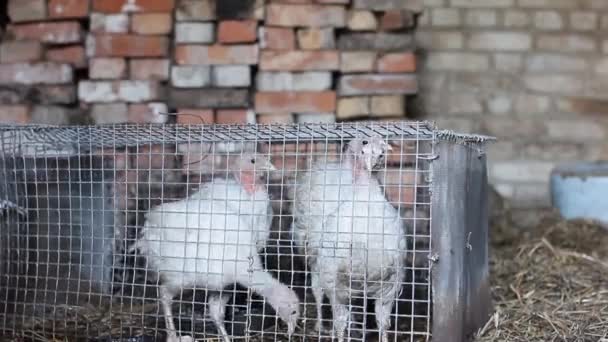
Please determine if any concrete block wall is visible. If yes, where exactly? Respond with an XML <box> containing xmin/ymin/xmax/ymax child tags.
<box><xmin>0</xmin><ymin>0</ymin><xmax>421</xmax><ymax>126</ymax></box>
<box><xmin>416</xmin><ymin>0</ymin><xmax>608</xmax><ymax>207</ymax></box>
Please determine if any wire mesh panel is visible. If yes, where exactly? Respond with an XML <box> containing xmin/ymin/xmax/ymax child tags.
<box><xmin>0</xmin><ymin>121</ymin><xmax>484</xmax><ymax>342</ymax></box>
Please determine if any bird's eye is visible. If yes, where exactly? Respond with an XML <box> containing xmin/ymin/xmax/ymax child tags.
<box><xmin>362</xmin><ymin>140</ymin><xmax>369</xmax><ymax>145</ymax></box>
<box><xmin>250</xmin><ymin>158</ymin><xmax>256</xmax><ymax>164</ymax></box>
<box><xmin>291</xmin><ymin>310</ymin><xmax>297</xmax><ymax>315</ymax></box>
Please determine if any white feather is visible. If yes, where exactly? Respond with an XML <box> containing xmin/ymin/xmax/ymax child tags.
<box><xmin>138</xmin><ymin>196</ymin><xmax>260</xmax><ymax>291</ymax></box>
<box><xmin>191</xmin><ymin>177</ymin><xmax>272</xmax><ymax>251</ymax></box>
<box><xmin>291</xmin><ymin>138</ymin><xmax>405</xmax><ymax>342</ymax></box>
<box><xmin>136</xmin><ymin>154</ymin><xmax>299</xmax><ymax>342</ymax></box>
<box><xmin>292</xmin><ymin>160</ymin><xmax>356</xmax><ymax>253</ymax></box>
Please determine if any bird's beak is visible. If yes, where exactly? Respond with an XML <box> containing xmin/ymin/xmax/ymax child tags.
<box><xmin>364</xmin><ymin>157</ymin><xmax>374</xmax><ymax>171</ymax></box>
<box><xmin>260</xmin><ymin>160</ymin><xmax>277</xmax><ymax>171</ymax></box>
<box><xmin>287</xmin><ymin>322</ymin><xmax>297</xmax><ymax>336</ymax></box>
<box><xmin>386</xmin><ymin>143</ymin><xmax>394</xmax><ymax>151</ymax></box>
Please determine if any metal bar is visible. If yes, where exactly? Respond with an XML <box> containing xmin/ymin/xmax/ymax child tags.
<box><xmin>430</xmin><ymin>140</ymin><xmax>493</xmax><ymax>342</ymax></box>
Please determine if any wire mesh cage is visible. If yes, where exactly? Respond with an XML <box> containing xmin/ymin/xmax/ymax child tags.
<box><xmin>0</xmin><ymin>121</ymin><xmax>493</xmax><ymax>342</ymax></box>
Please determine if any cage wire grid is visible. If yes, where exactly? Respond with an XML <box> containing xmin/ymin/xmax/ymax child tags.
<box><xmin>0</xmin><ymin>121</ymin><xmax>452</xmax><ymax>342</ymax></box>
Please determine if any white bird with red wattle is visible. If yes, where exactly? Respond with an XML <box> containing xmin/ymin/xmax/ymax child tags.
<box><xmin>292</xmin><ymin>137</ymin><xmax>406</xmax><ymax>342</ymax></box>
<box><xmin>135</xmin><ymin>153</ymin><xmax>300</xmax><ymax>342</ymax></box>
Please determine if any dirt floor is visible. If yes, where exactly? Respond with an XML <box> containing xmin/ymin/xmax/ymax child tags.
<box><xmin>2</xmin><ymin>190</ymin><xmax>608</xmax><ymax>342</ymax></box>
<box><xmin>475</xmin><ymin>193</ymin><xmax>608</xmax><ymax>342</ymax></box>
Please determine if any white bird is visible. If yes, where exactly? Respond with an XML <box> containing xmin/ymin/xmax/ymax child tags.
<box><xmin>292</xmin><ymin>138</ymin><xmax>390</xmax><ymax>260</ymax></box>
<box><xmin>189</xmin><ymin>155</ymin><xmax>273</xmax><ymax>253</ymax></box>
<box><xmin>135</xmin><ymin>153</ymin><xmax>300</xmax><ymax>342</ymax></box>
<box><xmin>292</xmin><ymin>137</ymin><xmax>405</xmax><ymax>342</ymax></box>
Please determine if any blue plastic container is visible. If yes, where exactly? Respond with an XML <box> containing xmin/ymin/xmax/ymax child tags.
<box><xmin>550</xmin><ymin>161</ymin><xmax>608</xmax><ymax>225</ymax></box>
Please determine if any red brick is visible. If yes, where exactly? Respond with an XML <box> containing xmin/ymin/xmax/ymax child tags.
<box><xmin>133</xmin><ymin>144</ymin><xmax>177</xmax><ymax>170</ymax></box>
<box><xmin>266</xmin><ymin>4</ymin><xmax>346</xmax><ymax>27</ymax></box>
<box><xmin>8</xmin><ymin>22</ymin><xmax>82</xmax><ymax>44</ymax></box>
<box><xmin>271</xmin><ymin>155</ymin><xmax>307</xmax><ymax>172</ymax></box>
<box><xmin>380</xmin><ymin>10</ymin><xmax>414</xmax><ymax>31</ymax></box>
<box><xmin>218</xmin><ymin>20</ymin><xmax>258</xmax><ymax>44</ymax></box>
<box><xmin>175</xmin><ymin>45</ymin><xmax>258</xmax><ymax>65</ymax></box>
<box><xmin>259</xmin><ymin>142</ymin><xmax>297</xmax><ymax>154</ymax></box>
<box><xmin>216</xmin><ymin>109</ymin><xmax>250</xmax><ymax>124</ymax></box>
<box><xmin>0</xmin><ymin>105</ymin><xmax>29</xmax><ymax>123</ymax></box>
<box><xmin>93</xmin><ymin>0</ymin><xmax>175</xmax><ymax>13</ymax></box>
<box><xmin>379</xmin><ymin>168</ymin><xmax>419</xmax><ymax>206</ymax></box>
<box><xmin>90</xmin><ymin>58</ymin><xmax>127</xmax><ymax>79</ymax></box>
<box><xmin>260</xmin><ymin>50</ymin><xmax>339</xmax><ymax>71</ymax></box>
<box><xmin>0</xmin><ymin>63</ymin><xmax>72</xmax><ymax>85</ymax></box>
<box><xmin>49</xmin><ymin>0</ymin><xmax>90</xmax><ymax>18</ymax></box>
<box><xmin>129</xmin><ymin>59</ymin><xmax>170</xmax><ymax>80</ymax></box>
<box><xmin>90</xmin><ymin>34</ymin><xmax>169</xmax><ymax>57</ymax></box>
<box><xmin>94</xmin><ymin>147</ymin><xmax>129</xmax><ymax>170</ymax></box>
<box><xmin>46</xmin><ymin>45</ymin><xmax>86</xmax><ymax>68</ymax></box>
<box><xmin>175</xmin><ymin>109</ymin><xmax>215</xmax><ymax>124</ymax></box>
<box><xmin>128</xmin><ymin>103</ymin><xmax>168</xmax><ymax>123</ymax></box>
<box><xmin>181</xmin><ymin>149</ymin><xmax>225</xmax><ymax>176</ymax></box>
<box><xmin>8</xmin><ymin>0</ymin><xmax>46</xmax><ymax>22</ymax></box>
<box><xmin>255</xmin><ymin>91</ymin><xmax>336</xmax><ymax>113</ymax></box>
<box><xmin>297</xmin><ymin>28</ymin><xmax>335</xmax><ymax>50</ymax></box>
<box><xmin>0</xmin><ymin>41</ymin><xmax>43</xmax><ymax>63</ymax></box>
<box><xmin>338</xmin><ymin>74</ymin><xmax>418</xmax><ymax>96</ymax></box>
<box><xmin>260</xmin><ymin>27</ymin><xmax>295</xmax><ymax>50</ymax></box>
<box><xmin>377</xmin><ymin>52</ymin><xmax>416</xmax><ymax>73</ymax></box>
<box><xmin>131</xmin><ymin>13</ymin><xmax>173</xmax><ymax>35</ymax></box>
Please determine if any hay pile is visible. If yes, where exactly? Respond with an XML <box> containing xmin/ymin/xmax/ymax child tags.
<box><xmin>0</xmin><ymin>302</ymin><xmax>162</xmax><ymax>341</ymax></box>
<box><xmin>476</xmin><ymin>209</ymin><xmax>608</xmax><ymax>342</ymax></box>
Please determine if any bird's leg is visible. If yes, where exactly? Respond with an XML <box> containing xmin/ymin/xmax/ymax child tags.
<box><xmin>374</xmin><ymin>298</ymin><xmax>395</xmax><ymax>342</ymax></box>
<box><xmin>160</xmin><ymin>286</ymin><xmax>178</xmax><ymax>341</ymax></box>
<box><xmin>160</xmin><ymin>286</ymin><xmax>194</xmax><ymax>342</ymax></box>
<box><xmin>328</xmin><ymin>291</ymin><xmax>350</xmax><ymax>342</ymax></box>
<box><xmin>207</xmin><ymin>293</ymin><xmax>231</xmax><ymax>342</ymax></box>
<box><xmin>310</xmin><ymin>271</ymin><xmax>325</xmax><ymax>333</ymax></box>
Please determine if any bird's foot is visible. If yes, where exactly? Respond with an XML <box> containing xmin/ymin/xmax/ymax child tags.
<box><xmin>314</xmin><ymin>321</ymin><xmax>322</xmax><ymax>333</ymax></box>
<box><xmin>313</xmin><ymin>321</ymin><xmax>332</xmax><ymax>335</ymax></box>
<box><xmin>333</xmin><ymin>329</ymin><xmax>345</xmax><ymax>342</ymax></box>
<box><xmin>166</xmin><ymin>334</ymin><xmax>194</xmax><ymax>342</ymax></box>
<box><xmin>380</xmin><ymin>330</ymin><xmax>389</xmax><ymax>342</ymax></box>
<box><xmin>218</xmin><ymin>328</ymin><xmax>231</xmax><ymax>342</ymax></box>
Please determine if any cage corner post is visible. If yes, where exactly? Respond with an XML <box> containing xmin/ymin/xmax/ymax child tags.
<box><xmin>429</xmin><ymin>139</ymin><xmax>493</xmax><ymax>341</ymax></box>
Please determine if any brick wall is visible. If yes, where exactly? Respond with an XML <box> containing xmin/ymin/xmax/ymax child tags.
<box><xmin>0</xmin><ymin>0</ymin><xmax>420</xmax><ymax>126</ymax></box>
<box><xmin>416</xmin><ymin>0</ymin><xmax>608</xmax><ymax>207</ymax></box>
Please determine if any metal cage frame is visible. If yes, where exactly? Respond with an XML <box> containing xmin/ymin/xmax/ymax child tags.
<box><xmin>0</xmin><ymin>121</ymin><xmax>494</xmax><ymax>342</ymax></box>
